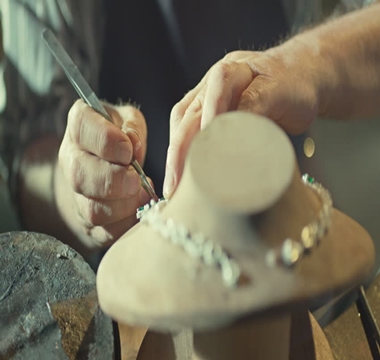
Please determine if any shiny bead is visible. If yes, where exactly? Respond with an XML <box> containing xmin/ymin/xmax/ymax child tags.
<box><xmin>281</xmin><ymin>238</ymin><xmax>303</xmax><ymax>266</ymax></box>
<box><xmin>166</xmin><ymin>218</ymin><xmax>175</xmax><ymax>229</ymax></box>
<box><xmin>301</xmin><ymin>224</ymin><xmax>317</xmax><ymax>250</ymax></box>
<box><xmin>176</xmin><ymin>224</ymin><xmax>189</xmax><ymax>242</ymax></box>
<box><xmin>317</xmin><ymin>223</ymin><xmax>326</xmax><ymax>240</ymax></box>
<box><xmin>193</xmin><ymin>233</ymin><xmax>205</xmax><ymax>247</ymax></box>
<box><xmin>302</xmin><ymin>173</ymin><xmax>315</xmax><ymax>184</ymax></box>
<box><xmin>221</xmin><ymin>259</ymin><xmax>241</xmax><ymax>288</ymax></box>
<box><xmin>202</xmin><ymin>241</ymin><xmax>218</xmax><ymax>266</ymax></box>
<box><xmin>184</xmin><ymin>239</ymin><xmax>203</xmax><ymax>258</ymax></box>
<box><xmin>135</xmin><ymin>174</ymin><xmax>332</xmax><ymax>289</ymax></box>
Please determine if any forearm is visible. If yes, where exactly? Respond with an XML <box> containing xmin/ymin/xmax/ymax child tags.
<box><xmin>287</xmin><ymin>2</ymin><xmax>380</xmax><ymax>119</ymax></box>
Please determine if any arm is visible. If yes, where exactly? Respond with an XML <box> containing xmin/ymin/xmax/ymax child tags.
<box><xmin>164</xmin><ymin>1</ymin><xmax>380</xmax><ymax>198</ymax></box>
<box><xmin>288</xmin><ymin>0</ymin><xmax>380</xmax><ymax>120</ymax></box>
<box><xmin>2</xmin><ymin>1</ymin><xmax>149</xmax><ymax>256</ymax></box>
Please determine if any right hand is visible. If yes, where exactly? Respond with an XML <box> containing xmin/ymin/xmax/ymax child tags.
<box><xmin>164</xmin><ymin>43</ymin><xmax>325</xmax><ymax>198</ymax></box>
<box><xmin>56</xmin><ymin>100</ymin><xmax>151</xmax><ymax>249</ymax></box>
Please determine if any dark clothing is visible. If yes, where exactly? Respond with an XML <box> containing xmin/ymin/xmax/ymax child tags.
<box><xmin>99</xmin><ymin>0</ymin><xmax>288</xmax><ymax>192</ymax></box>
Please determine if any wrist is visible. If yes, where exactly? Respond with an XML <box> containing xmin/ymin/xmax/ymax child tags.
<box><xmin>291</xmin><ymin>31</ymin><xmax>338</xmax><ymax>116</ymax></box>
<box><xmin>274</xmin><ymin>32</ymin><xmax>337</xmax><ymax>119</ymax></box>
<box><xmin>281</xmin><ymin>3</ymin><xmax>380</xmax><ymax>120</ymax></box>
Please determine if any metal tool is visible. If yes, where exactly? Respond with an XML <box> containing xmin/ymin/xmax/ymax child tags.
<box><xmin>41</xmin><ymin>28</ymin><xmax>158</xmax><ymax>202</ymax></box>
<box><xmin>357</xmin><ymin>286</ymin><xmax>380</xmax><ymax>352</ymax></box>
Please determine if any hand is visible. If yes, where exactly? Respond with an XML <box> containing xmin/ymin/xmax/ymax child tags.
<box><xmin>164</xmin><ymin>40</ymin><xmax>329</xmax><ymax>198</ymax></box>
<box><xmin>56</xmin><ymin>100</ymin><xmax>151</xmax><ymax>249</ymax></box>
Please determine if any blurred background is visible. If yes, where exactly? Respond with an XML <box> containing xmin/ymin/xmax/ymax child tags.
<box><xmin>0</xmin><ymin>19</ymin><xmax>21</xmax><ymax>232</ymax></box>
<box><xmin>306</xmin><ymin>117</ymin><xmax>380</xmax><ymax>274</ymax></box>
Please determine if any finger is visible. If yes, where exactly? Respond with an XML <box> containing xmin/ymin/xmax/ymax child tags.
<box><xmin>223</xmin><ymin>50</ymin><xmax>254</xmax><ymax>62</ymax></box>
<box><xmin>76</xmin><ymin>186</ymin><xmax>151</xmax><ymax>227</ymax></box>
<box><xmin>84</xmin><ymin>214</ymin><xmax>140</xmax><ymax>248</ymax></box>
<box><xmin>60</xmin><ymin>147</ymin><xmax>141</xmax><ymax>199</ymax></box>
<box><xmin>170</xmin><ymin>76</ymin><xmax>207</xmax><ymax>141</ymax></box>
<box><xmin>125</xmin><ymin>128</ymin><xmax>145</xmax><ymax>165</ymax></box>
<box><xmin>164</xmin><ymin>95</ymin><xmax>204</xmax><ymax>198</ymax></box>
<box><xmin>117</xmin><ymin>105</ymin><xmax>148</xmax><ymax>165</ymax></box>
<box><xmin>68</xmin><ymin>100</ymin><xmax>133</xmax><ymax>166</ymax></box>
<box><xmin>201</xmin><ymin>61</ymin><xmax>254</xmax><ymax>129</ymax></box>
<box><xmin>238</xmin><ymin>76</ymin><xmax>315</xmax><ymax>135</ymax></box>
<box><xmin>237</xmin><ymin>75</ymin><xmax>282</xmax><ymax>119</ymax></box>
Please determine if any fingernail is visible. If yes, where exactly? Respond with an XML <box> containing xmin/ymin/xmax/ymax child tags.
<box><xmin>163</xmin><ymin>171</ymin><xmax>175</xmax><ymax>199</ymax></box>
<box><xmin>116</xmin><ymin>141</ymin><xmax>132</xmax><ymax>165</ymax></box>
<box><xmin>126</xmin><ymin>129</ymin><xmax>142</xmax><ymax>154</ymax></box>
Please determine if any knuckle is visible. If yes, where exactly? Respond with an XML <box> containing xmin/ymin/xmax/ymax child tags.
<box><xmin>242</xmin><ymin>84</ymin><xmax>269</xmax><ymax>105</ymax></box>
<box><xmin>94</xmin><ymin>125</ymin><xmax>112</xmax><ymax>158</ymax></box>
<box><xmin>223</xmin><ymin>51</ymin><xmax>237</xmax><ymax>61</ymax></box>
<box><xmin>223</xmin><ymin>50</ymin><xmax>247</xmax><ymax>61</ymax></box>
<box><xmin>83</xmin><ymin>199</ymin><xmax>106</xmax><ymax>226</ymax></box>
<box><xmin>67</xmin><ymin>100</ymin><xmax>85</xmax><ymax>132</ymax></box>
<box><xmin>119</xmin><ymin>105</ymin><xmax>147</xmax><ymax>143</ymax></box>
<box><xmin>68</xmin><ymin>105</ymin><xmax>87</xmax><ymax>145</ymax></box>
<box><xmin>187</xmin><ymin>95</ymin><xmax>203</xmax><ymax>114</ymax></box>
<box><xmin>67</xmin><ymin>157</ymin><xmax>85</xmax><ymax>194</ymax></box>
<box><xmin>123</xmin><ymin>104</ymin><xmax>144</xmax><ymax>122</ymax></box>
<box><xmin>99</xmin><ymin>164</ymin><xmax>124</xmax><ymax>199</ymax></box>
<box><xmin>67</xmin><ymin>99</ymin><xmax>83</xmax><ymax>122</ymax></box>
<box><xmin>211</xmin><ymin>61</ymin><xmax>234</xmax><ymax>82</ymax></box>
<box><xmin>102</xmin><ymin>168</ymin><xmax>114</xmax><ymax>197</ymax></box>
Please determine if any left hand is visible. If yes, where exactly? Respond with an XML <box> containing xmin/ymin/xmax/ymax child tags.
<box><xmin>164</xmin><ymin>40</ymin><xmax>330</xmax><ymax>198</ymax></box>
<box><xmin>55</xmin><ymin>100</ymin><xmax>151</xmax><ymax>250</ymax></box>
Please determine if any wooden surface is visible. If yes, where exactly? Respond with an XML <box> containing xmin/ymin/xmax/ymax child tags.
<box><xmin>118</xmin><ymin>324</ymin><xmax>148</xmax><ymax>360</ymax></box>
<box><xmin>324</xmin><ymin>277</ymin><xmax>380</xmax><ymax>360</ymax></box>
<box><xmin>290</xmin><ymin>311</ymin><xmax>334</xmax><ymax>360</ymax></box>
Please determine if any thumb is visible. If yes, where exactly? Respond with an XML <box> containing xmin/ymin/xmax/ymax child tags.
<box><xmin>114</xmin><ymin>105</ymin><xmax>148</xmax><ymax>165</ymax></box>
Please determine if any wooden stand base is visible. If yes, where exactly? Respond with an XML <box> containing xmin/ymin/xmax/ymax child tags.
<box><xmin>119</xmin><ymin>310</ymin><xmax>334</xmax><ymax>360</ymax></box>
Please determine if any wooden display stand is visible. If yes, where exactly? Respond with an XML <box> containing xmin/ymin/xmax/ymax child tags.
<box><xmin>99</xmin><ymin>112</ymin><xmax>374</xmax><ymax>359</ymax></box>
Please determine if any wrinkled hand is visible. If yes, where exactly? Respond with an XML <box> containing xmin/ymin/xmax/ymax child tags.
<box><xmin>164</xmin><ymin>42</ymin><xmax>327</xmax><ymax>198</ymax></box>
<box><xmin>56</xmin><ymin>100</ymin><xmax>151</xmax><ymax>249</ymax></box>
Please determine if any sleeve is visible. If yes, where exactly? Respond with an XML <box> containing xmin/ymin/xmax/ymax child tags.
<box><xmin>281</xmin><ymin>0</ymin><xmax>323</xmax><ymax>33</ymax></box>
<box><xmin>330</xmin><ymin>0</ymin><xmax>378</xmax><ymax>16</ymax></box>
<box><xmin>0</xmin><ymin>0</ymin><xmax>105</xmax><ymax>203</ymax></box>
<box><xmin>339</xmin><ymin>0</ymin><xmax>378</xmax><ymax>9</ymax></box>
<box><xmin>283</xmin><ymin>0</ymin><xmax>378</xmax><ymax>33</ymax></box>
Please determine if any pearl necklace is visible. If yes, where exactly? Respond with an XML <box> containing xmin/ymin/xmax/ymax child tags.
<box><xmin>136</xmin><ymin>174</ymin><xmax>332</xmax><ymax>288</ymax></box>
